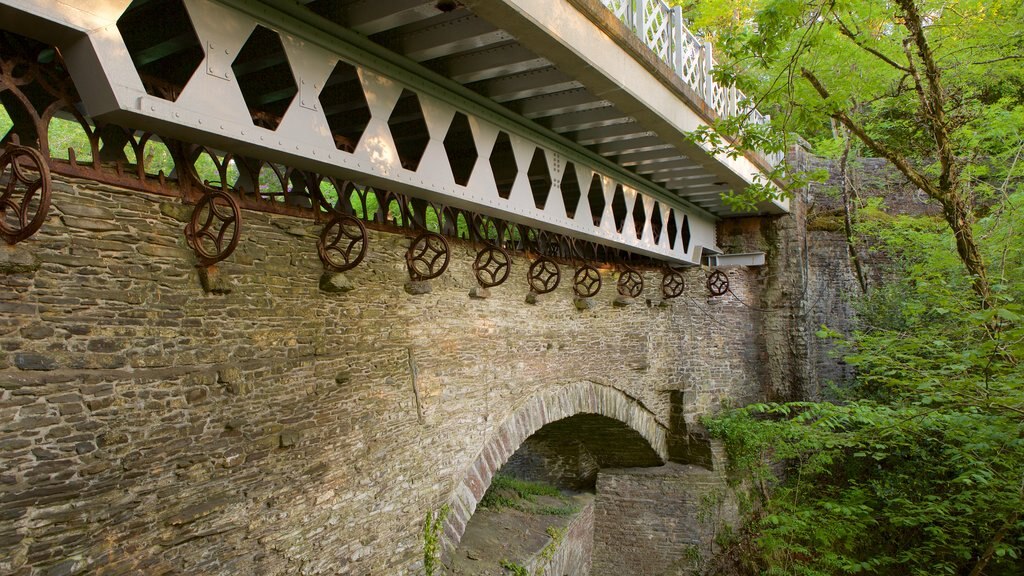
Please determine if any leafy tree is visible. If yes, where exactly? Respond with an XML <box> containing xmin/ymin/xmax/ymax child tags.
<box><xmin>679</xmin><ymin>0</ymin><xmax>1024</xmax><ymax>574</ymax></box>
<box><xmin>685</xmin><ymin>0</ymin><xmax>1024</xmax><ymax>306</ymax></box>
<box><xmin>705</xmin><ymin>197</ymin><xmax>1024</xmax><ymax>574</ymax></box>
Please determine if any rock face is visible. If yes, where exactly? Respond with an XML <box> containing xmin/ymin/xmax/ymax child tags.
<box><xmin>0</xmin><ymin>175</ymin><xmax>799</xmax><ymax>575</ymax></box>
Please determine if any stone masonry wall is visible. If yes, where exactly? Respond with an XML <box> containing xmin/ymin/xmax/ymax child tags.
<box><xmin>0</xmin><ymin>174</ymin><xmax>773</xmax><ymax>575</ymax></box>
<box><xmin>526</xmin><ymin>498</ymin><xmax>594</xmax><ymax>576</ymax></box>
<box><xmin>591</xmin><ymin>462</ymin><xmax>739</xmax><ymax>575</ymax></box>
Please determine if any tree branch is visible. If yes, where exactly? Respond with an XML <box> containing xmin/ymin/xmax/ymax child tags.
<box><xmin>896</xmin><ymin>0</ymin><xmax>957</xmax><ymax>192</ymax></box>
<box><xmin>835</xmin><ymin>17</ymin><xmax>911</xmax><ymax>73</ymax></box>
<box><xmin>967</xmin><ymin>510</ymin><xmax>1020</xmax><ymax>576</ymax></box>
<box><xmin>799</xmin><ymin>67</ymin><xmax>937</xmax><ymax>197</ymax></box>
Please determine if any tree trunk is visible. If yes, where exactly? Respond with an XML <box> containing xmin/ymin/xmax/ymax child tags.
<box><xmin>939</xmin><ymin>192</ymin><xmax>991</xmax><ymax>306</ymax></box>
<box><xmin>838</xmin><ymin>134</ymin><xmax>868</xmax><ymax>294</ymax></box>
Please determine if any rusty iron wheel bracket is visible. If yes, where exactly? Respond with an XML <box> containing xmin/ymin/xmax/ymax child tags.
<box><xmin>472</xmin><ymin>245</ymin><xmax>511</xmax><ymax>288</ymax></box>
<box><xmin>527</xmin><ymin>257</ymin><xmax>560</xmax><ymax>294</ymax></box>
<box><xmin>661</xmin><ymin>269</ymin><xmax>685</xmax><ymax>299</ymax></box>
<box><xmin>617</xmin><ymin>267</ymin><xmax>644</xmax><ymax>298</ymax></box>
<box><xmin>406</xmin><ymin>232</ymin><xmax>450</xmax><ymax>281</ymax></box>
<box><xmin>318</xmin><ymin>214</ymin><xmax>368</xmax><ymax>272</ymax></box>
<box><xmin>707</xmin><ymin>270</ymin><xmax>729</xmax><ymax>296</ymax></box>
<box><xmin>573</xmin><ymin>264</ymin><xmax>601</xmax><ymax>298</ymax></box>
<box><xmin>184</xmin><ymin>189</ymin><xmax>242</xmax><ymax>266</ymax></box>
<box><xmin>0</xmin><ymin>143</ymin><xmax>52</xmax><ymax>245</ymax></box>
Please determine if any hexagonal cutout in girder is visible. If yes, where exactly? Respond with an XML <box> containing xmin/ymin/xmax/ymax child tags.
<box><xmin>587</xmin><ymin>174</ymin><xmax>605</xmax><ymax>226</ymax></box>
<box><xmin>388</xmin><ymin>89</ymin><xmax>430</xmax><ymax>171</ymax></box>
<box><xmin>666</xmin><ymin>208</ymin><xmax>678</xmax><ymax>250</ymax></box>
<box><xmin>651</xmin><ymin>202</ymin><xmax>663</xmax><ymax>244</ymax></box>
<box><xmin>319</xmin><ymin>59</ymin><xmax>370</xmax><ymax>153</ymax></box>
<box><xmin>560</xmin><ymin>162</ymin><xmax>581</xmax><ymax>218</ymax></box>
<box><xmin>443</xmin><ymin>112</ymin><xmax>476</xmax><ymax>186</ymax></box>
<box><xmin>490</xmin><ymin>131</ymin><xmax>517</xmax><ymax>199</ymax></box>
<box><xmin>117</xmin><ymin>0</ymin><xmax>204</xmax><ymax>102</ymax></box>
<box><xmin>681</xmin><ymin>214</ymin><xmax>691</xmax><ymax>252</ymax></box>
<box><xmin>528</xmin><ymin>148</ymin><xmax>552</xmax><ymax>209</ymax></box>
<box><xmin>610</xmin><ymin>184</ymin><xmax>627</xmax><ymax>233</ymax></box>
<box><xmin>631</xmin><ymin>193</ymin><xmax>646</xmax><ymax>239</ymax></box>
<box><xmin>232</xmin><ymin>25</ymin><xmax>298</xmax><ymax>130</ymax></box>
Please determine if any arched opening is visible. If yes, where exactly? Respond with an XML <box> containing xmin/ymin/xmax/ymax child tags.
<box><xmin>443</xmin><ymin>382</ymin><xmax>669</xmax><ymax>575</ymax></box>
<box><xmin>449</xmin><ymin>414</ymin><xmax>663</xmax><ymax>574</ymax></box>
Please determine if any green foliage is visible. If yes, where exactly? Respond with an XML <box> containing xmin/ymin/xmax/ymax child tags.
<box><xmin>422</xmin><ymin>504</ymin><xmax>449</xmax><ymax>576</ymax></box>
<box><xmin>705</xmin><ymin>189</ymin><xmax>1024</xmax><ymax>575</ymax></box>
<box><xmin>681</xmin><ymin>0</ymin><xmax>1024</xmax><ymax>220</ymax></box>
<box><xmin>533</xmin><ymin>526</ymin><xmax>566</xmax><ymax>576</ymax></box>
<box><xmin>478</xmin><ymin>474</ymin><xmax>578</xmax><ymax>517</ymax></box>
<box><xmin>500</xmin><ymin>559</ymin><xmax>530</xmax><ymax>576</ymax></box>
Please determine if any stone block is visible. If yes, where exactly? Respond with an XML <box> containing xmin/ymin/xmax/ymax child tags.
<box><xmin>197</xmin><ymin>266</ymin><xmax>232</xmax><ymax>295</ymax></box>
<box><xmin>60</xmin><ymin>214</ymin><xmax>121</xmax><ymax>232</ymax></box>
<box><xmin>279</xmin><ymin>430</ymin><xmax>301</xmax><ymax>448</ymax></box>
<box><xmin>159</xmin><ymin>202</ymin><xmax>193</xmax><ymax>223</ymax></box>
<box><xmin>185</xmin><ymin>388</ymin><xmax>207</xmax><ymax>404</ymax></box>
<box><xmin>573</xmin><ymin>297</ymin><xmax>595</xmax><ymax>310</ymax></box>
<box><xmin>319</xmin><ymin>272</ymin><xmax>354</xmax><ymax>293</ymax></box>
<box><xmin>14</xmin><ymin>353</ymin><xmax>59</xmax><ymax>371</ymax></box>
<box><xmin>404</xmin><ymin>280</ymin><xmax>432</xmax><ymax>295</ymax></box>
<box><xmin>0</xmin><ymin>246</ymin><xmax>40</xmax><ymax>274</ymax></box>
<box><xmin>612</xmin><ymin>295</ymin><xmax>634</xmax><ymax>307</ymax></box>
<box><xmin>468</xmin><ymin>286</ymin><xmax>490</xmax><ymax>299</ymax></box>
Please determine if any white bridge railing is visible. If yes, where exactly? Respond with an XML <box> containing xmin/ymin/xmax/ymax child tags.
<box><xmin>600</xmin><ymin>0</ymin><xmax>783</xmax><ymax>167</ymax></box>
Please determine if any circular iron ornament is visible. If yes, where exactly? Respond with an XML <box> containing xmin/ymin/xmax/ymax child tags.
<box><xmin>405</xmin><ymin>232</ymin><xmax>450</xmax><ymax>281</ymax></box>
<box><xmin>661</xmin><ymin>269</ymin><xmax>686</xmax><ymax>299</ymax></box>
<box><xmin>318</xmin><ymin>214</ymin><xmax>368</xmax><ymax>272</ymax></box>
<box><xmin>184</xmin><ymin>190</ymin><xmax>241</xmax><ymax>266</ymax></box>
<box><xmin>473</xmin><ymin>245</ymin><xmax>511</xmax><ymax>288</ymax></box>
<box><xmin>617</xmin><ymin>269</ymin><xmax>644</xmax><ymax>298</ymax></box>
<box><xmin>573</xmin><ymin>265</ymin><xmax>602</xmax><ymax>298</ymax></box>
<box><xmin>0</xmin><ymin>144</ymin><xmax>52</xmax><ymax>245</ymax></box>
<box><xmin>707</xmin><ymin>270</ymin><xmax>729</xmax><ymax>296</ymax></box>
<box><xmin>527</xmin><ymin>257</ymin><xmax>561</xmax><ymax>294</ymax></box>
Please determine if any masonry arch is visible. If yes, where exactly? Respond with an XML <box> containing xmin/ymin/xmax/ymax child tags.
<box><xmin>442</xmin><ymin>381</ymin><xmax>668</xmax><ymax>548</ymax></box>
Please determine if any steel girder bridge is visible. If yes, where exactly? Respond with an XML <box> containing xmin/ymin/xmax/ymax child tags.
<box><xmin>0</xmin><ymin>0</ymin><xmax>783</xmax><ymax>279</ymax></box>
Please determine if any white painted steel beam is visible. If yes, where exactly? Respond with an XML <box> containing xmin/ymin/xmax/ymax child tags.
<box><xmin>462</xmin><ymin>0</ymin><xmax>787</xmax><ymax>215</ymax></box>
<box><xmin>0</xmin><ymin>0</ymin><xmax>729</xmax><ymax>264</ymax></box>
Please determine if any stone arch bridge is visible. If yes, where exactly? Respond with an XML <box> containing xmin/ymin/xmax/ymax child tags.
<box><xmin>0</xmin><ymin>0</ymin><xmax>810</xmax><ymax>574</ymax></box>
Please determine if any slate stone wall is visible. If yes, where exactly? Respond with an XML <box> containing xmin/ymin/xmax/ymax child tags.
<box><xmin>527</xmin><ymin>498</ymin><xmax>595</xmax><ymax>576</ymax></box>
<box><xmin>591</xmin><ymin>463</ymin><xmax>739</xmax><ymax>575</ymax></box>
<box><xmin>1</xmin><ymin>174</ymin><xmax>774</xmax><ymax>575</ymax></box>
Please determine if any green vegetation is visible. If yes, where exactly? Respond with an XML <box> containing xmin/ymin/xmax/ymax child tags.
<box><xmin>674</xmin><ymin>0</ymin><xmax>1024</xmax><ymax>574</ymax></box>
<box><xmin>500</xmin><ymin>559</ymin><xmax>530</xmax><ymax>576</ymax></box>
<box><xmin>422</xmin><ymin>504</ymin><xmax>449</xmax><ymax>576</ymax></box>
<box><xmin>478</xmin><ymin>474</ymin><xmax>579</xmax><ymax>517</ymax></box>
<box><xmin>702</xmin><ymin>128</ymin><xmax>1024</xmax><ymax>575</ymax></box>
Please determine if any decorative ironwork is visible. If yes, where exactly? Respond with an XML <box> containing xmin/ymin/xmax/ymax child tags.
<box><xmin>184</xmin><ymin>189</ymin><xmax>242</xmax><ymax>266</ymax></box>
<box><xmin>573</xmin><ymin>265</ymin><xmax>602</xmax><ymax>298</ymax></box>
<box><xmin>406</xmin><ymin>232</ymin><xmax>450</xmax><ymax>281</ymax></box>
<box><xmin>473</xmin><ymin>246</ymin><xmax>511</xmax><ymax>288</ymax></box>
<box><xmin>318</xmin><ymin>214</ymin><xmax>368</xmax><ymax>272</ymax></box>
<box><xmin>707</xmin><ymin>270</ymin><xmax>729</xmax><ymax>296</ymax></box>
<box><xmin>0</xmin><ymin>30</ymin><xmax>688</xmax><ymax>276</ymax></box>
<box><xmin>617</xmin><ymin>268</ymin><xmax>644</xmax><ymax>298</ymax></box>
<box><xmin>527</xmin><ymin>257</ymin><xmax>561</xmax><ymax>294</ymax></box>
<box><xmin>661</xmin><ymin>268</ymin><xmax>685</xmax><ymax>299</ymax></box>
<box><xmin>0</xmin><ymin>143</ymin><xmax>52</xmax><ymax>244</ymax></box>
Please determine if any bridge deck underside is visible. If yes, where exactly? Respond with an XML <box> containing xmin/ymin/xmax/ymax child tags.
<box><xmin>0</xmin><ymin>0</ymin><xmax>783</xmax><ymax>263</ymax></box>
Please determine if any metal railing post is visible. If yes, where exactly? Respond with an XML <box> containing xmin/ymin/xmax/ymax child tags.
<box><xmin>703</xmin><ymin>41</ymin><xmax>714</xmax><ymax>105</ymax></box>
<box><xmin>635</xmin><ymin>0</ymin><xmax>646</xmax><ymax>37</ymax></box>
<box><xmin>671</xmin><ymin>6</ymin><xmax>683</xmax><ymax>74</ymax></box>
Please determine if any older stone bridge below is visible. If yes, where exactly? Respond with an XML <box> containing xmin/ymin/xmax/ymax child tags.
<box><xmin>0</xmin><ymin>1</ymin><xmax>828</xmax><ymax>574</ymax></box>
